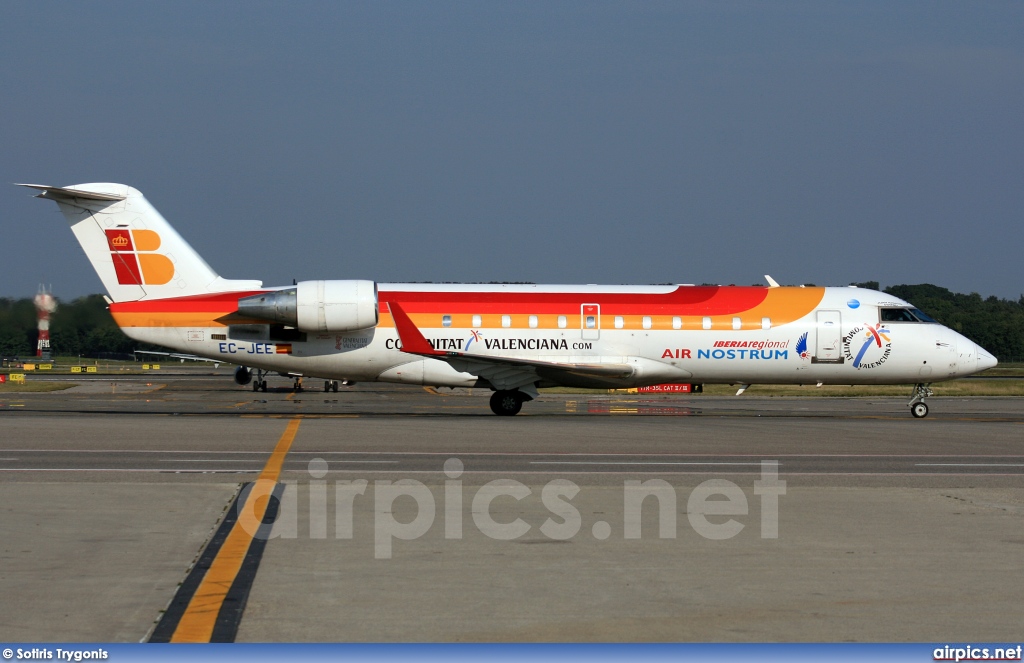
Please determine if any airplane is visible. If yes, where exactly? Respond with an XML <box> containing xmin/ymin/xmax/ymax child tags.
<box><xmin>19</xmin><ymin>182</ymin><xmax>997</xmax><ymax>417</ymax></box>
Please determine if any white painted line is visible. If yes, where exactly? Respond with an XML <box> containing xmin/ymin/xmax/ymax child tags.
<box><xmin>529</xmin><ymin>461</ymin><xmax>771</xmax><ymax>466</ymax></box>
<box><xmin>915</xmin><ymin>463</ymin><xmax>1024</xmax><ymax>467</ymax></box>
<box><xmin>301</xmin><ymin>460</ymin><xmax>400</xmax><ymax>464</ymax></box>
<box><xmin>0</xmin><ymin>449</ymin><xmax>271</xmax><ymax>454</ymax></box>
<box><xmin>154</xmin><ymin>459</ymin><xmax>399</xmax><ymax>464</ymax></box>
<box><xmin>5</xmin><ymin>449</ymin><xmax>1024</xmax><ymax>459</ymax></box>
<box><xmin>269</xmin><ymin>470</ymin><xmax>1024</xmax><ymax>477</ymax></box>
<box><xmin>158</xmin><ymin>459</ymin><xmax>264</xmax><ymax>462</ymax></box>
<box><xmin>0</xmin><ymin>468</ymin><xmax>259</xmax><ymax>472</ymax></box>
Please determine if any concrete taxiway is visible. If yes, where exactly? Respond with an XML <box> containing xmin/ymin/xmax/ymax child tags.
<box><xmin>1</xmin><ymin>377</ymin><xmax>1022</xmax><ymax>641</ymax></box>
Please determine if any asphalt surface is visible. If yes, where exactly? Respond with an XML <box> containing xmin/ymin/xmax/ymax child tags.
<box><xmin>1</xmin><ymin>374</ymin><xmax>1022</xmax><ymax>641</ymax></box>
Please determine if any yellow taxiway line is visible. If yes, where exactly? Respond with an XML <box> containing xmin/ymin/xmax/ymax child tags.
<box><xmin>169</xmin><ymin>418</ymin><xmax>301</xmax><ymax>642</ymax></box>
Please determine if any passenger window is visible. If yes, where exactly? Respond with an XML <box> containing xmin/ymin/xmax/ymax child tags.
<box><xmin>761</xmin><ymin>317</ymin><xmax>771</xmax><ymax>330</ymax></box>
<box><xmin>732</xmin><ymin>317</ymin><xmax>742</xmax><ymax>330</ymax></box>
<box><xmin>502</xmin><ymin>315</ymin><xmax>511</xmax><ymax>328</ymax></box>
<box><xmin>586</xmin><ymin>315</ymin><xmax>596</xmax><ymax>329</ymax></box>
<box><xmin>528</xmin><ymin>315</ymin><xmax>538</xmax><ymax>329</ymax></box>
<box><xmin>472</xmin><ymin>315</ymin><xmax>482</xmax><ymax>327</ymax></box>
<box><xmin>614</xmin><ymin>316</ymin><xmax>624</xmax><ymax>329</ymax></box>
<box><xmin>442</xmin><ymin>315</ymin><xmax>452</xmax><ymax>328</ymax></box>
<box><xmin>702</xmin><ymin>317</ymin><xmax>712</xmax><ymax>330</ymax></box>
<box><xmin>642</xmin><ymin>316</ymin><xmax>652</xmax><ymax>330</ymax></box>
<box><xmin>557</xmin><ymin>315</ymin><xmax>567</xmax><ymax>329</ymax></box>
<box><xmin>672</xmin><ymin>317</ymin><xmax>682</xmax><ymax>330</ymax></box>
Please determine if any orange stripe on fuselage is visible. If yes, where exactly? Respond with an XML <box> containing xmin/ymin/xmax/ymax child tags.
<box><xmin>110</xmin><ymin>291</ymin><xmax>266</xmax><ymax>328</ymax></box>
<box><xmin>107</xmin><ymin>286</ymin><xmax>825</xmax><ymax>330</ymax></box>
<box><xmin>377</xmin><ymin>285</ymin><xmax>768</xmax><ymax>316</ymax></box>
<box><xmin>380</xmin><ymin>289</ymin><xmax>823</xmax><ymax>330</ymax></box>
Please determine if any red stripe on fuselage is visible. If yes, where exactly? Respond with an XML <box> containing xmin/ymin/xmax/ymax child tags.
<box><xmin>107</xmin><ymin>286</ymin><xmax>771</xmax><ymax>318</ymax></box>
<box><xmin>377</xmin><ymin>286</ymin><xmax>768</xmax><ymax>316</ymax></box>
<box><xmin>110</xmin><ymin>291</ymin><xmax>267</xmax><ymax>313</ymax></box>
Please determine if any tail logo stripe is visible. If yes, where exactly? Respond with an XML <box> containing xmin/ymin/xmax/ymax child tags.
<box><xmin>105</xmin><ymin>228</ymin><xmax>174</xmax><ymax>286</ymax></box>
<box><xmin>111</xmin><ymin>252</ymin><xmax>144</xmax><ymax>286</ymax></box>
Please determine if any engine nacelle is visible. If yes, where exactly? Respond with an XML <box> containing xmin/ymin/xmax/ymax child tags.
<box><xmin>237</xmin><ymin>280</ymin><xmax>378</xmax><ymax>332</ymax></box>
<box><xmin>234</xmin><ymin>366</ymin><xmax>252</xmax><ymax>385</ymax></box>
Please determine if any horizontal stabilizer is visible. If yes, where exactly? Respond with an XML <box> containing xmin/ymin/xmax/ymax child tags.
<box><xmin>16</xmin><ymin>184</ymin><xmax>127</xmax><ymax>202</ymax></box>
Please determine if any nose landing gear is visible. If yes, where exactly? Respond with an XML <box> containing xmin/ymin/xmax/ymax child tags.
<box><xmin>909</xmin><ymin>383</ymin><xmax>933</xmax><ymax>418</ymax></box>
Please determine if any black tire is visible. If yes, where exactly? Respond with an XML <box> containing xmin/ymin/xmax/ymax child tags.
<box><xmin>911</xmin><ymin>402</ymin><xmax>929</xmax><ymax>418</ymax></box>
<box><xmin>489</xmin><ymin>390</ymin><xmax>523</xmax><ymax>416</ymax></box>
<box><xmin>260</xmin><ymin>381</ymin><xmax>267</xmax><ymax>392</ymax></box>
<box><xmin>332</xmin><ymin>382</ymin><xmax>339</xmax><ymax>392</ymax></box>
<box><xmin>252</xmin><ymin>381</ymin><xmax>259</xmax><ymax>392</ymax></box>
<box><xmin>324</xmin><ymin>381</ymin><xmax>331</xmax><ymax>392</ymax></box>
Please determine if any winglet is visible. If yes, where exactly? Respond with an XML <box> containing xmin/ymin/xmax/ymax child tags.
<box><xmin>764</xmin><ymin>274</ymin><xmax>780</xmax><ymax>288</ymax></box>
<box><xmin>389</xmin><ymin>302</ymin><xmax>444</xmax><ymax>356</ymax></box>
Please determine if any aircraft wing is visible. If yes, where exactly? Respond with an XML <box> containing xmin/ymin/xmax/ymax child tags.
<box><xmin>388</xmin><ymin>302</ymin><xmax>634</xmax><ymax>394</ymax></box>
<box><xmin>133</xmin><ymin>350</ymin><xmax>224</xmax><ymax>365</ymax></box>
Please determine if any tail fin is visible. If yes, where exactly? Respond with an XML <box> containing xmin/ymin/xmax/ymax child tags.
<box><xmin>19</xmin><ymin>183</ymin><xmax>261</xmax><ymax>302</ymax></box>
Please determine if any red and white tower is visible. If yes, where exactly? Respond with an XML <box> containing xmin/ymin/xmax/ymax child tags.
<box><xmin>34</xmin><ymin>284</ymin><xmax>57</xmax><ymax>361</ymax></box>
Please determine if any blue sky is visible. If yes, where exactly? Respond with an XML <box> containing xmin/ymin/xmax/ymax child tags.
<box><xmin>2</xmin><ymin>2</ymin><xmax>1022</xmax><ymax>299</ymax></box>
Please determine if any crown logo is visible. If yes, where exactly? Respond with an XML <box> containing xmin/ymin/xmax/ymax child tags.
<box><xmin>111</xmin><ymin>235</ymin><xmax>129</xmax><ymax>248</ymax></box>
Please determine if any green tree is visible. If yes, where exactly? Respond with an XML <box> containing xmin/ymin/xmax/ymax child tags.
<box><xmin>0</xmin><ymin>298</ymin><xmax>37</xmax><ymax>356</ymax></box>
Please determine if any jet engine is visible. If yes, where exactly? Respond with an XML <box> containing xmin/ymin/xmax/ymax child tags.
<box><xmin>234</xmin><ymin>366</ymin><xmax>252</xmax><ymax>385</ymax></box>
<box><xmin>237</xmin><ymin>280</ymin><xmax>378</xmax><ymax>332</ymax></box>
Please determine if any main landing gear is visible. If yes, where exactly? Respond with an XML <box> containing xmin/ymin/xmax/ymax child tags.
<box><xmin>250</xmin><ymin>368</ymin><xmax>269</xmax><ymax>392</ymax></box>
<box><xmin>490</xmin><ymin>389</ymin><xmax>529</xmax><ymax>416</ymax></box>
<box><xmin>324</xmin><ymin>380</ymin><xmax>339</xmax><ymax>392</ymax></box>
<box><xmin>909</xmin><ymin>383</ymin><xmax>933</xmax><ymax>418</ymax></box>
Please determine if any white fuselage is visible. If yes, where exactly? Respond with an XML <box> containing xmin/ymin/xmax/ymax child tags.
<box><xmin>116</xmin><ymin>284</ymin><xmax>994</xmax><ymax>389</ymax></box>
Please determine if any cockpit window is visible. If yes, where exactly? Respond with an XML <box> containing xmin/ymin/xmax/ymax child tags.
<box><xmin>909</xmin><ymin>308</ymin><xmax>937</xmax><ymax>323</ymax></box>
<box><xmin>880</xmin><ymin>307</ymin><xmax>936</xmax><ymax>323</ymax></box>
<box><xmin>881</xmin><ymin>308</ymin><xmax>917</xmax><ymax>322</ymax></box>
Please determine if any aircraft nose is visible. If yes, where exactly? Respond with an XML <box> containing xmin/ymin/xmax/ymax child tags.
<box><xmin>976</xmin><ymin>346</ymin><xmax>998</xmax><ymax>371</ymax></box>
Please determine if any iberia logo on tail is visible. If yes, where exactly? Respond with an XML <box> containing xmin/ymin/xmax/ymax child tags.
<box><xmin>105</xmin><ymin>229</ymin><xmax>175</xmax><ymax>286</ymax></box>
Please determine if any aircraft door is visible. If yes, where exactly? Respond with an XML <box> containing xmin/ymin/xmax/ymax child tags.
<box><xmin>582</xmin><ymin>304</ymin><xmax>600</xmax><ymax>340</ymax></box>
<box><xmin>815</xmin><ymin>310</ymin><xmax>842</xmax><ymax>362</ymax></box>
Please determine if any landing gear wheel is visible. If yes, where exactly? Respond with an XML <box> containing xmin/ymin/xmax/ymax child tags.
<box><xmin>908</xmin><ymin>382</ymin><xmax>933</xmax><ymax>419</ymax></box>
<box><xmin>332</xmin><ymin>381</ymin><xmax>339</xmax><ymax>392</ymax></box>
<box><xmin>324</xmin><ymin>381</ymin><xmax>331</xmax><ymax>392</ymax></box>
<box><xmin>252</xmin><ymin>381</ymin><xmax>260</xmax><ymax>392</ymax></box>
<box><xmin>260</xmin><ymin>381</ymin><xmax>267</xmax><ymax>392</ymax></box>
<box><xmin>489</xmin><ymin>390</ymin><xmax>523</xmax><ymax>416</ymax></box>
